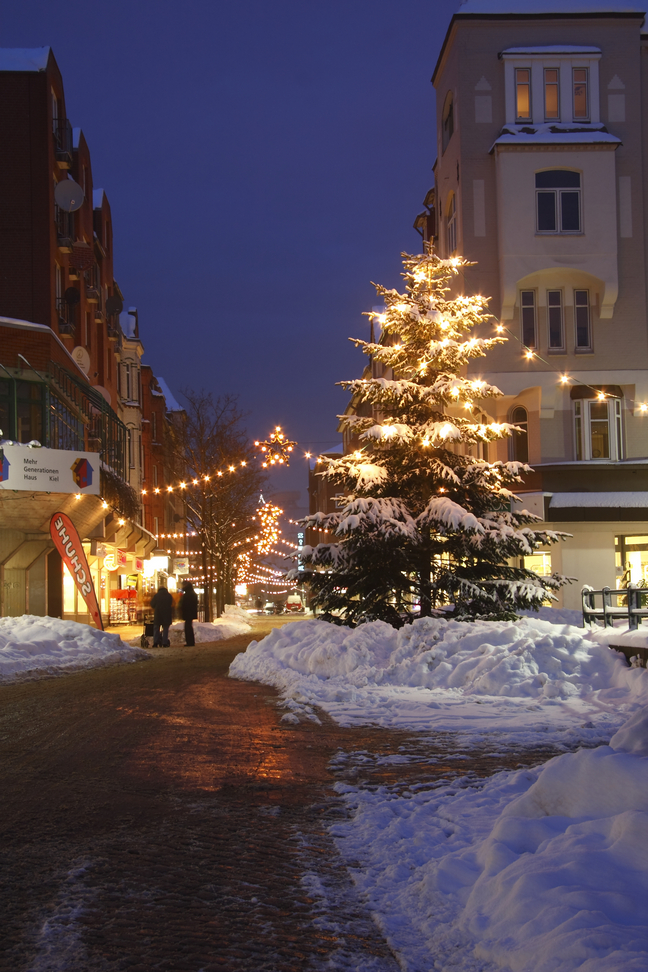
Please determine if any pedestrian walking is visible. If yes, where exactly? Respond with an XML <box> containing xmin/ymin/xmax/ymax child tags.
<box><xmin>180</xmin><ymin>581</ymin><xmax>198</xmax><ymax>646</ymax></box>
<box><xmin>150</xmin><ymin>585</ymin><xmax>174</xmax><ymax>647</ymax></box>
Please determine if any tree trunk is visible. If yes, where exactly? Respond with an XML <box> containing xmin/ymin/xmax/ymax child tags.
<box><xmin>419</xmin><ymin>532</ymin><xmax>432</xmax><ymax>617</ymax></box>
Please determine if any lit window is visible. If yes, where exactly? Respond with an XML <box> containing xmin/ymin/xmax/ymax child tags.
<box><xmin>520</xmin><ymin>291</ymin><xmax>536</xmax><ymax>349</ymax></box>
<box><xmin>510</xmin><ymin>405</ymin><xmax>529</xmax><ymax>462</ymax></box>
<box><xmin>547</xmin><ymin>290</ymin><xmax>564</xmax><ymax>350</ymax></box>
<box><xmin>442</xmin><ymin>92</ymin><xmax>454</xmax><ymax>152</ymax></box>
<box><xmin>524</xmin><ymin>551</ymin><xmax>552</xmax><ymax>576</ymax></box>
<box><xmin>446</xmin><ymin>194</ymin><xmax>457</xmax><ymax>255</ymax></box>
<box><xmin>574</xmin><ymin>396</ymin><xmax>622</xmax><ymax>461</ymax></box>
<box><xmin>573</xmin><ymin>68</ymin><xmax>589</xmax><ymax>120</ymax></box>
<box><xmin>536</xmin><ymin>170</ymin><xmax>581</xmax><ymax>233</ymax></box>
<box><xmin>544</xmin><ymin>69</ymin><xmax>560</xmax><ymax>120</ymax></box>
<box><xmin>574</xmin><ymin>290</ymin><xmax>591</xmax><ymax>350</ymax></box>
<box><xmin>516</xmin><ymin>69</ymin><xmax>531</xmax><ymax>120</ymax></box>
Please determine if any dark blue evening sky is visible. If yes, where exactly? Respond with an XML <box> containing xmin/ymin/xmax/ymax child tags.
<box><xmin>2</xmin><ymin>0</ymin><xmax>460</xmax><ymax>503</ymax></box>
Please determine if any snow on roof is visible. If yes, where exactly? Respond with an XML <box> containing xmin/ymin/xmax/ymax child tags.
<box><xmin>0</xmin><ymin>48</ymin><xmax>50</xmax><ymax>72</ymax></box>
<box><xmin>458</xmin><ymin>1</ymin><xmax>646</xmax><ymax>14</ymax></box>
<box><xmin>119</xmin><ymin>311</ymin><xmax>137</xmax><ymax>340</ymax></box>
<box><xmin>156</xmin><ymin>377</ymin><xmax>183</xmax><ymax>412</ymax></box>
<box><xmin>501</xmin><ymin>45</ymin><xmax>601</xmax><ymax>53</ymax></box>
<box><xmin>93</xmin><ymin>188</ymin><xmax>105</xmax><ymax>209</ymax></box>
<box><xmin>550</xmin><ymin>491</ymin><xmax>648</xmax><ymax>507</ymax></box>
<box><xmin>492</xmin><ymin>124</ymin><xmax>621</xmax><ymax>148</ymax></box>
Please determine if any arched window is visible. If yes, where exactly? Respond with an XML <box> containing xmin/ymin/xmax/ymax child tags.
<box><xmin>442</xmin><ymin>92</ymin><xmax>454</xmax><ymax>152</ymax></box>
<box><xmin>446</xmin><ymin>193</ymin><xmax>457</xmax><ymax>255</ymax></box>
<box><xmin>510</xmin><ymin>405</ymin><xmax>528</xmax><ymax>462</ymax></box>
<box><xmin>536</xmin><ymin>170</ymin><xmax>581</xmax><ymax>233</ymax></box>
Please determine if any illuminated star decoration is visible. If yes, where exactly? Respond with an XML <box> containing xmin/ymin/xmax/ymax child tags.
<box><xmin>254</xmin><ymin>426</ymin><xmax>297</xmax><ymax>467</ymax></box>
<box><xmin>256</xmin><ymin>501</ymin><xmax>283</xmax><ymax>555</ymax></box>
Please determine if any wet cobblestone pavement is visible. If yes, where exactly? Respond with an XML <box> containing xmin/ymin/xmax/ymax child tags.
<box><xmin>0</xmin><ymin>622</ymin><xmax>559</xmax><ymax>972</ymax></box>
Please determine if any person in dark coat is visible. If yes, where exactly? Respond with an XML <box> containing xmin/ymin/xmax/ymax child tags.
<box><xmin>180</xmin><ymin>581</ymin><xmax>198</xmax><ymax>646</ymax></box>
<box><xmin>150</xmin><ymin>585</ymin><xmax>173</xmax><ymax>647</ymax></box>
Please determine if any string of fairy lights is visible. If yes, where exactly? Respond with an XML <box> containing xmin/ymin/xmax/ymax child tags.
<box><xmin>493</xmin><ymin>321</ymin><xmax>648</xmax><ymax>410</ymax></box>
<box><xmin>71</xmin><ymin>306</ymin><xmax>643</xmax><ymax>591</ymax></box>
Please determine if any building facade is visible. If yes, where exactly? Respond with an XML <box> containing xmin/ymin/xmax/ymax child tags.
<box><xmin>0</xmin><ymin>47</ymin><xmax>171</xmax><ymax>624</ymax></box>
<box><xmin>424</xmin><ymin>1</ymin><xmax>648</xmax><ymax>608</ymax></box>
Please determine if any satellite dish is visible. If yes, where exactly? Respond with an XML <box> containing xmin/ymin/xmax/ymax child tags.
<box><xmin>54</xmin><ymin>179</ymin><xmax>85</xmax><ymax>212</ymax></box>
<box><xmin>72</xmin><ymin>346</ymin><xmax>91</xmax><ymax>374</ymax></box>
<box><xmin>64</xmin><ymin>287</ymin><xmax>80</xmax><ymax>305</ymax></box>
<box><xmin>105</xmin><ymin>295</ymin><xmax>124</xmax><ymax>316</ymax></box>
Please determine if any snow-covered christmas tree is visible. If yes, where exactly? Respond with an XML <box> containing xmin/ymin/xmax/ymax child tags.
<box><xmin>298</xmin><ymin>246</ymin><xmax>569</xmax><ymax>626</ymax></box>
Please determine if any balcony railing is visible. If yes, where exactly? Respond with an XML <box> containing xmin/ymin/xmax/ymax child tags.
<box><xmin>53</xmin><ymin>118</ymin><xmax>73</xmax><ymax>168</ymax></box>
<box><xmin>55</xmin><ymin>206</ymin><xmax>74</xmax><ymax>250</ymax></box>
<box><xmin>55</xmin><ymin>296</ymin><xmax>76</xmax><ymax>336</ymax></box>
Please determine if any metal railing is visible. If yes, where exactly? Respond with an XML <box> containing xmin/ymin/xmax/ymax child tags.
<box><xmin>53</xmin><ymin>118</ymin><xmax>73</xmax><ymax>164</ymax></box>
<box><xmin>582</xmin><ymin>586</ymin><xmax>648</xmax><ymax>630</ymax></box>
<box><xmin>55</xmin><ymin>206</ymin><xmax>74</xmax><ymax>245</ymax></box>
<box><xmin>55</xmin><ymin>296</ymin><xmax>76</xmax><ymax>335</ymax></box>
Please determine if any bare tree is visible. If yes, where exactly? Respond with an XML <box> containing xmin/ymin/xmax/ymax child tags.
<box><xmin>172</xmin><ymin>391</ymin><xmax>266</xmax><ymax>619</ymax></box>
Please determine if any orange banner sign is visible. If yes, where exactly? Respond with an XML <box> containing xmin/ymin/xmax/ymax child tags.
<box><xmin>50</xmin><ymin>512</ymin><xmax>103</xmax><ymax>630</ymax></box>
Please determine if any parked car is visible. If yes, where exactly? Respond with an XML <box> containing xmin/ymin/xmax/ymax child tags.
<box><xmin>263</xmin><ymin>601</ymin><xmax>276</xmax><ymax>614</ymax></box>
<box><xmin>285</xmin><ymin>593</ymin><xmax>304</xmax><ymax>613</ymax></box>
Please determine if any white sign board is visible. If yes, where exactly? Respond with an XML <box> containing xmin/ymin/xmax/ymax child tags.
<box><xmin>0</xmin><ymin>445</ymin><xmax>100</xmax><ymax>495</ymax></box>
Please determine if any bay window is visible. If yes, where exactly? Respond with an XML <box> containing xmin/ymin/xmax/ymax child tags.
<box><xmin>536</xmin><ymin>170</ymin><xmax>581</xmax><ymax>234</ymax></box>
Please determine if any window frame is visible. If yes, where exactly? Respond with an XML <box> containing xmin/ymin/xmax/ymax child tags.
<box><xmin>520</xmin><ymin>290</ymin><xmax>537</xmax><ymax>349</ymax></box>
<box><xmin>515</xmin><ymin>68</ymin><xmax>532</xmax><ymax>121</ymax></box>
<box><xmin>509</xmin><ymin>405</ymin><xmax>529</xmax><ymax>463</ymax></box>
<box><xmin>547</xmin><ymin>289</ymin><xmax>565</xmax><ymax>351</ymax></box>
<box><xmin>573</xmin><ymin>67</ymin><xmax>589</xmax><ymax>121</ymax></box>
<box><xmin>442</xmin><ymin>92</ymin><xmax>454</xmax><ymax>153</ymax></box>
<box><xmin>544</xmin><ymin>68</ymin><xmax>560</xmax><ymax>121</ymax></box>
<box><xmin>535</xmin><ymin>170</ymin><xmax>582</xmax><ymax>235</ymax></box>
<box><xmin>574</xmin><ymin>289</ymin><xmax>592</xmax><ymax>351</ymax></box>
<box><xmin>574</xmin><ymin>396</ymin><xmax>622</xmax><ymax>461</ymax></box>
<box><xmin>446</xmin><ymin>193</ymin><xmax>457</xmax><ymax>255</ymax></box>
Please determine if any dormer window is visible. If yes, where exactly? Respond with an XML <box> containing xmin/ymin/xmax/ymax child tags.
<box><xmin>544</xmin><ymin>69</ymin><xmax>559</xmax><ymax>120</ymax></box>
<box><xmin>573</xmin><ymin>68</ymin><xmax>589</xmax><ymax>120</ymax></box>
<box><xmin>515</xmin><ymin>69</ymin><xmax>531</xmax><ymax>121</ymax></box>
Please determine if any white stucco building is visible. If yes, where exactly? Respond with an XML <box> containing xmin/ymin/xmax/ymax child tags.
<box><xmin>425</xmin><ymin>0</ymin><xmax>648</xmax><ymax>609</ymax></box>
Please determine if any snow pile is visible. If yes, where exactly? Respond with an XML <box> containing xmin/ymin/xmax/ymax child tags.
<box><xmin>332</xmin><ymin>707</ymin><xmax>648</xmax><ymax>971</ymax></box>
<box><xmin>230</xmin><ymin>616</ymin><xmax>648</xmax><ymax>741</ymax></box>
<box><xmin>222</xmin><ymin>603</ymin><xmax>254</xmax><ymax>624</ymax></box>
<box><xmin>0</xmin><ymin>615</ymin><xmax>148</xmax><ymax>682</ymax></box>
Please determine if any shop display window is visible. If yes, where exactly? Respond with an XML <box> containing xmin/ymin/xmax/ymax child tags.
<box><xmin>615</xmin><ymin>535</ymin><xmax>648</xmax><ymax>588</ymax></box>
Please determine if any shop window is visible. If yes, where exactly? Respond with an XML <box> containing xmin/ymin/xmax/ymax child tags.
<box><xmin>520</xmin><ymin>291</ymin><xmax>536</xmax><ymax>349</ymax></box>
<box><xmin>0</xmin><ymin>378</ymin><xmax>11</xmax><ymax>437</ymax></box>
<box><xmin>615</xmin><ymin>535</ymin><xmax>648</xmax><ymax>588</ymax></box>
<box><xmin>536</xmin><ymin>170</ymin><xmax>581</xmax><ymax>233</ymax></box>
<box><xmin>515</xmin><ymin>68</ymin><xmax>532</xmax><ymax>120</ymax></box>
<box><xmin>573</xmin><ymin>68</ymin><xmax>589</xmax><ymax>120</ymax></box>
<box><xmin>446</xmin><ymin>193</ymin><xmax>457</xmax><ymax>255</ymax></box>
<box><xmin>523</xmin><ymin>551</ymin><xmax>552</xmax><ymax>576</ymax></box>
<box><xmin>16</xmin><ymin>382</ymin><xmax>43</xmax><ymax>444</ymax></box>
<box><xmin>544</xmin><ymin>69</ymin><xmax>560</xmax><ymax>120</ymax></box>
<box><xmin>547</xmin><ymin>290</ymin><xmax>564</xmax><ymax>350</ymax></box>
<box><xmin>510</xmin><ymin>405</ymin><xmax>529</xmax><ymax>462</ymax></box>
<box><xmin>442</xmin><ymin>92</ymin><xmax>454</xmax><ymax>152</ymax></box>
